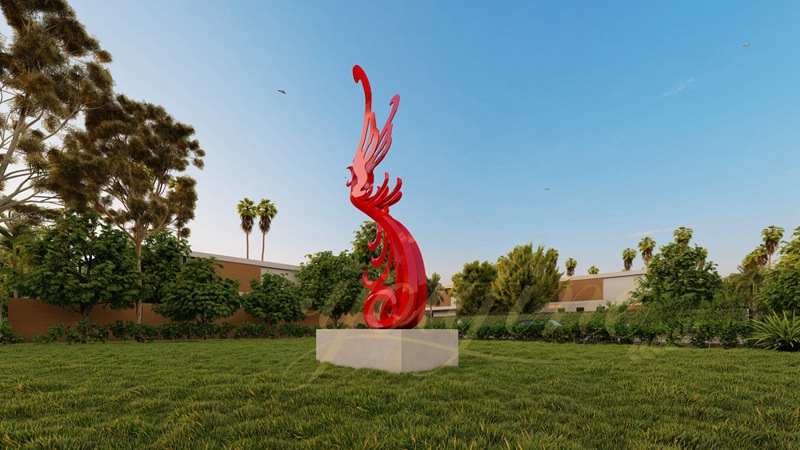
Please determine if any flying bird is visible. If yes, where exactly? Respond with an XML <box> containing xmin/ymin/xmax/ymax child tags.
<box><xmin>742</xmin><ymin>44</ymin><xmax>750</xmax><ymax>48</ymax></box>
<box><xmin>278</xmin><ymin>89</ymin><xmax>286</xmax><ymax>94</ymax></box>
<box><xmin>544</xmin><ymin>188</ymin><xmax>550</xmax><ymax>191</ymax></box>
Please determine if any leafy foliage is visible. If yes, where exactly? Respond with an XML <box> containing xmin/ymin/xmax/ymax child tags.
<box><xmin>296</xmin><ymin>251</ymin><xmax>363</xmax><ymax>326</ymax></box>
<box><xmin>350</xmin><ymin>221</ymin><xmax>394</xmax><ymax>284</ymax></box>
<box><xmin>622</xmin><ymin>248</ymin><xmax>636</xmax><ymax>271</ymax></box>
<box><xmin>638</xmin><ymin>237</ymin><xmax>656</xmax><ymax>266</ymax></box>
<box><xmin>237</xmin><ymin>198</ymin><xmax>256</xmax><ymax>258</ymax></box>
<box><xmin>748</xmin><ymin>313</ymin><xmax>800</xmax><ymax>351</ymax></box>
<box><xmin>426</xmin><ymin>272</ymin><xmax>445</xmax><ymax>319</ymax></box>
<box><xmin>451</xmin><ymin>260</ymin><xmax>498</xmax><ymax>315</ymax></box>
<box><xmin>757</xmin><ymin>266</ymin><xmax>800</xmax><ymax>314</ymax></box>
<box><xmin>565</xmin><ymin>258</ymin><xmax>577</xmax><ymax>276</ymax></box>
<box><xmin>242</xmin><ymin>272</ymin><xmax>305</xmax><ymax>326</ymax></box>
<box><xmin>45</xmin><ymin>94</ymin><xmax>204</xmax><ymax>322</ymax></box>
<box><xmin>155</xmin><ymin>257</ymin><xmax>240</xmax><ymax>323</ymax></box>
<box><xmin>588</xmin><ymin>265</ymin><xmax>599</xmax><ymax>275</ymax></box>
<box><xmin>23</xmin><ymin>210</ymin><xmax>139</xmax><ymax>319</ymax></box>
<box><xmin>761</xmin><ymin>225</ymin><xmax>784</xmax><ymax>268</ymax></box>
<box><xmin>633</xmin><ymin>232</ymin><xmax>722</xmax><ymax>315</ymax></box>
<box><xmin>493</xmin><ymin>244</ymin><xmax>563</xmax><ymax>313</ymax></box>
<box><xmin>777</xmin><ymin>226</ymin><xmax>800</xmax><ymax>268</ymax></box>
<box><xmin>0</xmin><ymin>0</ymin><xmax>113</xmax><ymax>218</ymax></box>
<box><xmin>140</xmin><ymin>230</ymin><xmax>190</xmax><ymax>304</ymax></box>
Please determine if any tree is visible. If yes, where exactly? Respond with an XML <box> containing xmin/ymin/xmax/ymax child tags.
<box><xmin>756</xmin><ymin>267</ymin><xmax>800</xmax><ymax>315</ymax></box>
<box><xmin>632</xmin><ymin>233</ymin><xmax>722</xmax><ymax>315</ymax></box>
<box><xmin>755</xmin><ymin>230</ymin><xmax>800</xmax><ymax>315</ymax></box>
<box><xmin>673</xmin><ymin>227</ymin><xmax>693</xmax><ymax>248</ymax></box>
<box><xmin>0</xmin><ymin>213</ymin><xmax>37</xmax><ymax>298</ymax></box>
<box><xmin>155</xmin><ymin>257</ymin><xmax>240</xmax><ymax>324</ymax></box>
<box><xmin>242</xmin><ymin>272</ymin><xmax>304</xmax><ymax>325</ymax></box>
<box><xmin>762</xmin><ymin>226</ymin><xmax>785</xmax><ymax>269</ymax></box>
<box><xmin>0</xmin><ymin>212</ymin><xmax>38</xmax><ymax>340</ymax></box>
<box><xmin>588</xmin><ymin>266</ymin><xmax>599</xmax><ymax>275</ymax></box>
<box><xmin>622</xmin><ymin>248</ymin><xmax>636</xmax><ymax>271</ymax></box>
<box><xmin>565</xmin><ymin>258</ymin><xmax>577</xmax><ymax>277</ymax></box>
<box><xmin>45</xmin><ymin>95</ymin><xmax>204</xmax><ymax>323</ymax></box>
<box><xmin>727</xmin><ymin>261</ymin><xmax>767</xmax><ymax>316</ymax></box>
<box><xmin>351</xmin><ymin>220</ymin><xmax>394</xmax><ymax>283</ymax></box>
<box><xmin>493</xmin><ymin>243</ymin><xmax>563</xmax><ymax>313</ymax></box>
<box><xmin>451</xmin><ymin>260</ymin><xmax>498</xmax><ymax>315</ymax></box>
<box><xmin>140</xmin><ymin>230</ymin><xmax>190</xmax><ymax>304</ymax></box>
<box><xmin>296</xmin><ymin>250</ymin><xmax>363</xmax><ymax>327</ymax></box>
<box><xmin>426</xmin><ymin>272</ymin><xmax>445</xmax><ymax>320</ymax></box>
<box><xmin>237</xmin><ymin>198</ymin><xmax>256</xmax><ymax>259</ymax></box>
<box><xmin>638</xmin><ymin>237</ymin><xmax>656</xmax><ymax>267</ymax></box>
<box><xmin>0</xmin><ymin>0</ymin><xmax>113</xmax><ymax>220</ymax></box>
<box><xmin>778</xmin><ymin>227</ymin><xmax>800</xmax><ymax>269</ymax></box>
<box><xmin>256</xmin><ymin>198</ymin><xmax>277</xmax><ymax>261</ymax></box>
<box><xmin>23</xmin><ymin>210</ymin><xmax>139</xmax><ymax>320</ymax></box>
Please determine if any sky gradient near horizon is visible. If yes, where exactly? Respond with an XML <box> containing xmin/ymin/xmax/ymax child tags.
<box><xmin>62</xmin><ymin>1</ymin><xmax>800</xmax><ymax>282</ymax></box>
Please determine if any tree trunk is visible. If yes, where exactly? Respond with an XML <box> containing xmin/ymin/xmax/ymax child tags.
<box><xmin>135</xmin><ymin>240</ymin><xmax>143</xmax><ymax>324</ymax></box>
<box><xmin>261</xmin><ymin>232</ymin><xmax>265</xmax><ymax>261</ymax></box>
<box><xmin>245</xmin><ymin>233</ymin><xmax>250</xmax><ymax>259</ymax></box>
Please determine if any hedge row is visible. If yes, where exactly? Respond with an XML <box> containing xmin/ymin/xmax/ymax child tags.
<box><xmin>32</xmin><ymin>320</ymin><xmax>316</xmax><ymax>344</ymax></box>
<box><xmin>430</xmin><ymin>312</ymin><xmax>754</xmax><ymax>348</ymax></box>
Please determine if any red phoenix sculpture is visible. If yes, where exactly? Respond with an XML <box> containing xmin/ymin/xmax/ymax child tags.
<box><xmin>347</xmin><ymin>65</ymin><xmax>427</xmax><ymax>329</ymax></box>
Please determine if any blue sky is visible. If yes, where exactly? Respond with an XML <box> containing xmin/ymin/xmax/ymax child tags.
<box><xmin>67</xmin><ymin>1</ymin><xmax>800</xmax><ymax>282</ymax></box>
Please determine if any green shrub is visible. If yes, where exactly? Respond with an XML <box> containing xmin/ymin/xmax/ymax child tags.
<box><xmin>454</xmin><ymin>321</ymin><xmax>472</xmax><ymax>338</ymax></box>
<box><xmin>512</xmin><ymin>321</ymin><xmax>546</xmax><ymax>340</ymax></box>
<box><xmin>133</xmin><ymin>324</ymin><xmax>159</xmax><ymax>342</ymax></box>
<box><xmin>0</xmin><ymin>322</ymin><xmax>25</xmax><ymax>344</ymax></box>
<box><xmin>748</xmin><ymin>313</ymin><xmax>800</xmax><ymax>351</ymax></box>
<box><xmin>581</xmin><ymin>318</ymin><xmax>611</xmax><ymax>343</ymax></box>
<box><xmin>35</xmin><ymin>324</ymin><xmax>72</xmax><ymax>343</ymax></box>
<box><xmin>476</xmin><ymin>324</ymin><xmax>511</xmax><ymax>340</ymax></box>
<box><xmin>109</xmin><ymin>320</ymin><xmax>136</xmax><ymax>340</ymax></box>
<box><xmin>218</xmin><ymin>322</ymin><xmax>236</xmax><ymax>339</ymax></box>
<box><xmin>275</xmin><ymin>323</ymin><xmax>314</xmax><ymax>338</ymax></box>
<box><xmin>234</xmin><ymin>322</ymin><xmax>273</xmax><ymax>339</ymax></box>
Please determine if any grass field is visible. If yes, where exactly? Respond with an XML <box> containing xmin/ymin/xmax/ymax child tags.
<box><xmin>1</xmin><ymin>339</ymin><xmax>798</xmax><ymax>449</ymax></box>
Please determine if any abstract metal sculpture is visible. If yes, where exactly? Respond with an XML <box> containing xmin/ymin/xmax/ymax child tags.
<box><xmin>347</xmin><ymin>65</ymin><xmax>427</xmax><ymax>329</ymax></box>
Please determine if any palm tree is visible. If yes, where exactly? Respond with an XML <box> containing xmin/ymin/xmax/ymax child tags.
<box><xmin>256</xmin><ymin>199</ymin><xmax>278</xmax><ymax>261</ymax></box>
<box><xmin>237</xmin><ymin>198</ymin><xmax>256</xmax><ymax>259</ymax></box>
<box><xmin>588</xmin><ymin>266</ymin><xmax>599</xmax><ymax>275</ymax></box>
<box><xmin>761</xmin><ymin>226</ymin><xmax>784</xmax><ymax>269</ymax></box>
<box><xmin>565</xmin><ymin>258</ymin><xmax>577</xmax><ymax>276</ymax></box>
<box><xmin>426</xmin><ymin>273</ymin><xmax>445</xmax><ymax>321</ymax></box>
<box><xmin>638</xmin><ymin>237</ymin><xmax>656</xmax><ymax>267</ymax></box>
<box><xmin>622</xmin><ymin>248</ymin><xmax>637</xmax><ymax>271</ymax></box>
<box><xmin>673</xmin><ymin>227</ymin><xmax>693</xmax><ymax>247</ymax></box>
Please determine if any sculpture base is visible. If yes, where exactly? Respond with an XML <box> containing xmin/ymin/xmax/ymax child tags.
<box><xmin>316</xmin><ymin>329</ymin><xmax>458</xmax><ymax>373</ymax></box>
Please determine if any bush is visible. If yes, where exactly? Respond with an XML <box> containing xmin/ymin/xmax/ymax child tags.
<box><xmin>476</xmin><ymin>324</ymin><xmax>512</xmax><ymax>340</ymax></box>
<box><xmin>275</xmin><ymin>323</ymin><xmax>314</xmax><ymax>338</ymax></box>
<box><xmin>748</xmin><ymin>313</ymin><xmax>800</xmax><ymax>351</ymax></box>
<box><xmin>109</xmin><ymin>320</ymin><xmax>137</xmax><ymax>340</ymax></box>
<box><xmin>0</xmin><ymin>321</ymin><xmax>25</xmax><ymax>344</ymax></box>
<box><xmin>512</xmin><ymin>321</ymin><xmax>546</xmax><ymax>340</ymax></box>
<box><xmin>133</xmin><ymin>324</ymin><xmax>159</xmax><ymax>342</ymax></box>
<box><xmin>233</xmin><ymin>322</ymin><xmax>273</xmax><ymax>339</ymax></box>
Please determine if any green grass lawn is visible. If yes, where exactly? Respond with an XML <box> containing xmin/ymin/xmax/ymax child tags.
<box><xmin>1</xmin><ymin>339</ymin><xmax>798</xmax><ymax>449</ymax></box>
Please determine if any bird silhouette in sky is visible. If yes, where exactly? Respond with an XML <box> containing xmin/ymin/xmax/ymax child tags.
<box><xmin>278</xmin><ymin>89</ymin><xmax>286</xmax><ymax>94</ymax></box>
<box><xmin>742</xmin><ymin>44</ymin><xmax>750</xmax><ymax>48</ymax></box>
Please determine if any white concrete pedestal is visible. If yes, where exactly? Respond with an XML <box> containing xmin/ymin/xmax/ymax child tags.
<box><xmin>316</xmin><ymin>329</ymin><xmax>458</xmax><ymax>373</ymax></box>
